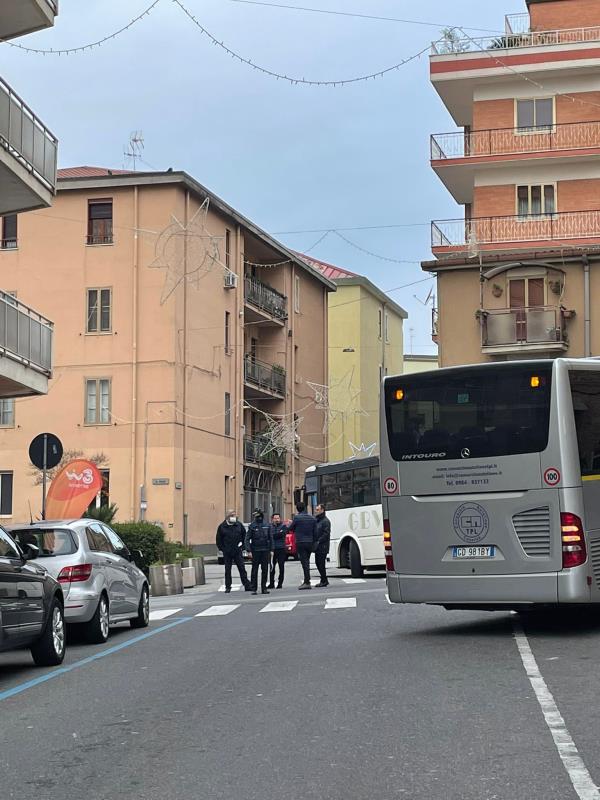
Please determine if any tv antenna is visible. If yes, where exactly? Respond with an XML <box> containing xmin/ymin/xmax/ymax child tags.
<box><xmin>413</xmin><ymin>285</ymin><xmax>435</xmax><ymax>308</ymax></box>
<box><xmin>124</xmin><ymin>131</ymin><xmax>144</xmax><ymax>171</ymax></box>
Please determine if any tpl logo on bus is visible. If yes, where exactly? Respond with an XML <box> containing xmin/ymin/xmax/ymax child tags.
<box><xmin>453</xmin><ymin>503</ymin><xmax>490</xmax><ymax>544</ymax></box>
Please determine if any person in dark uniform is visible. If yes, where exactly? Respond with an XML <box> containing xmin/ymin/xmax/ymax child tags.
<box><xmin>288</xmin><ymin>502</ymin><xmax>318</xmax><ymax>590</ymax></box>
<box><xmin>245</xmin><ymin>509</ymin><xmax>274</xmax><ymax>595</ymax></box>
<box><xmin>314</xmin><ymin>503</ymin><xmax>331</xmax><ymax>588</ymax></box>
<box><xmin>215</xmin><ymin>510</ymin><xmax>251</xmax><ymax>594</ymax></box>
<box><xmin>268</xmin><ymin>513</ymin><xmax>288</xmax><ymax>589</ymax></box>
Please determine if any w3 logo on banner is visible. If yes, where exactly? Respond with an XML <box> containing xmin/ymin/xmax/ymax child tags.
<box><xmin>45</xmin><ymin>460</ymin><xmax>103</xmax><ymax>519</ymax></box>
<box><xmin>66</xmin><ymin>468</ymin><xmax>94</xmax><ymax>485</ymax></box>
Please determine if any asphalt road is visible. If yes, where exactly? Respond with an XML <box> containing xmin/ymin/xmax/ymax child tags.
<box><xmin>2</xmin><ymin>561</ymin><xmax>600</xmax><ymax>799</ymax></box>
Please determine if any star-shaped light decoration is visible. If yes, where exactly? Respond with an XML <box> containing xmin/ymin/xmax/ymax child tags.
<box><xmin>260</xmin><ymin>413</ymin><xmax>303</xmax><ymax>457</ymax></box>
<box><xmin>349</xmin><ymin>442</ymin><xmax>377</xmax><ymax>459</ymax></box>
<box><xmin>306</xmin><ymin>381</ymin><xmax>329</xmax><ymax>410</ymax></box>
<box><xmin>148</xmin><ymin>198</ymin><xmax>224</xmax><ymax>304</ymax></box>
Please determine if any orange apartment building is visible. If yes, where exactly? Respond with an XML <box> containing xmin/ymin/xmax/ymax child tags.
<box><xmin>424</xmin><ymin>0</ymin><xmax>600</xmax><ymax>366</ymax></box>
<box><xmin>0</xmin><ymin>168</ymin><xmax>333</xmax><ymax>547</ymax></box>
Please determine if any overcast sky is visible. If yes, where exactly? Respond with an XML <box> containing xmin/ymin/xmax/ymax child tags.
<box><xmin>5</xmin><ymin>0</ymin><xmax>525</xmax><ymax>354</ymax></box>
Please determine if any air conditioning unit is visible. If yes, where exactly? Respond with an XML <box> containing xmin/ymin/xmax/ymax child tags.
<box><xmin>224</xmin><ymin>270</ymin><xmax>238</xmax><ymax>289</ymax></box>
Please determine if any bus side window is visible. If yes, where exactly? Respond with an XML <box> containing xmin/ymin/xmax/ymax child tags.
<box><xmin>569</xmin><ymin>370</ymin><xmax>600</xmax><ymax>476</ymax></box>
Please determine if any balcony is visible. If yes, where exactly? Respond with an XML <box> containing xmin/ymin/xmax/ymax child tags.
<box><xmin>480</xmin><ymin>306</ymin><xmax>568</xmax><ymax>356</ymax></box>
<box><xmin>244</xmin><ymin>435</ymin><xmax>286</xmax><ymax>472</ymax></box>
<box><xmin>244</xmin><ymin>356</ymin><xmax>286</xmax><ymax>399</ymax></box>
<box><xmin>0</xmin><ymin>292</ymin><xmax>53</xmax><ymax>397</ymax></box>
<box><xmin>505</xmin><ymin>13</ymin><xmax>530</xmax><ymax>36</ymax></box>
<box><xmin>431</xmin><ymin>210</ymin><xmax>600</xmax><ymax>257</ymax></box>
<box><xmin>431</xmin><ymin>25</ymin><xmax>600</xmax><ymax>55</ymax></box>
<box><xmin>244</xmin><ymin>276</ymin><xmax>287</xmax><ymax>325</ymax></box>
<box><xmin>0</xmin><ymin>0</ymin><xmax>58</xmax><ymax>41</ymax></box>
<box><xmin>0</xmin><ymin>77</ymin><xmax>57</xmax><ymax>215</ymax></box>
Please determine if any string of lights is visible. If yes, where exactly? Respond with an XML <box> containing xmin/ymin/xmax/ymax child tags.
<box><xmin>333</xmin><ymin>231</ymin><xmax>422</xmax><ymax>265</ymax></box>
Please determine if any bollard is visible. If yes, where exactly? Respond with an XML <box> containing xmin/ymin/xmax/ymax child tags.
<box><xmin>183</xmin><ymin>556</ymin><xmax>205</xmax><ymax>586</ymax></box>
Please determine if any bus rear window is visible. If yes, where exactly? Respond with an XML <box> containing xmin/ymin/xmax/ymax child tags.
<box><xmin>385</xmin><ymin>364</ymin><xmax>552</xmax><ymax>462</ymax></box>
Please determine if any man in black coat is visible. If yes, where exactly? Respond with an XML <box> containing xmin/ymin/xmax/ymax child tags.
<box><xmin>314</xmin><ymin>504</ymin><xmax>331</xmax><ymax>588</ymax></box>
<box><xmin>216</xmin><ymin>510</ymin><xmax>251</xmax><ymax>593</ymax></box>
<box><xmin>245</xmin><ymin>509</ymin><xmax>274</xmax><ymax>595</ymax></box>
<box><xmin>268</xmin><ymin>513</ymin><xmax>288</xmax><ymax>590</ymax></box>
<box><xmin>288</xmin><ymin>502</ymin><xmax>318</xmax><ymax>589</ymax></box>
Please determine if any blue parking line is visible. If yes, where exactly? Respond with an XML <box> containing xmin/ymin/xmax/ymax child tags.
<box><xmin>0</xmin><ymin>616</ymin><xmax>192</xmax><ymax>703</ymax></box>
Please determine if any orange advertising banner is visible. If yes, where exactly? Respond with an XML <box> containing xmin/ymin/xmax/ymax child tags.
<box><xmin>45</xmin><ymin>459</ymin><xmax>103</xmax><ymax>520</ymax></box>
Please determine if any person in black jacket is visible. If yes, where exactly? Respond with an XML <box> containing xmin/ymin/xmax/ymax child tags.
<box><xmin>268</xmin><ymin>513</ymin><xmax>288</xmax><ymax>589</ymax></box>
<box><xmin>216</xmin><ymin>510</ymin><xmax>251</xmax><ymax>593</ymax></box>
<box><xmin>288</xmin><ymin>502</ymin><xmax>318</xmax><ymax>589</ymax></box>
<box><xmin>314</xmin><ymin>504</ymin><xmax>331</xmax><ymax>588</ymax></box>
<box><xmin>245</xmin><ymin>509</ymin><xmax>274</xmax><ymax>595</ymax></box>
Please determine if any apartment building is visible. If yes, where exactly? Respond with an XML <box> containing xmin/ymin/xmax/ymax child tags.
<box><xmin>424</xmin><ymin>0</ymin><xmax>600</xmax><ymax>367</ymax></box>
<box><xmin>300</xmin><ymin>255</ymin><xmax>406</xmax><ymax>461</ymax></box>
<box><xmin>0</xmin><ymin>168</ymin><xmax>333</xmax><ymax>545</ymax></box>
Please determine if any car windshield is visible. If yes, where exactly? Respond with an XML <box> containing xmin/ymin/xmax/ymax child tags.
<box><xmin>13</xmin><ymin>528</ymin><xmax>77</xmax><ymax>557</ymax></box>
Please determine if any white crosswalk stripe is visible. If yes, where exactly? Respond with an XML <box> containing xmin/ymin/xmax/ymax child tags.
<box><xmin>196</xmin><ymin>605</ymin><xmax>240</xmax><ymax>617</ymax></box>
<box><xmin>324</xmin><ymin>597</ymin><xmax>357</xmax><ymax>610</ymax></box>
<box><xmin>342</xmin><ymin>578</ymin><xmax>366</xmax><ymax>584</ymax></box>
<box><xmin>149</xmin><ymin>608</ymin><xmax>182</xmax><ymax>621</ymax></box>
<box><xmin>259</xmin><ymin>601</ymin><xmax>298</xmax><ymax>613</ymax></box>
<box><xmin>218</xmin><ymin>585</ymin><xmax>242</xmax><ymax>592</ymax></box>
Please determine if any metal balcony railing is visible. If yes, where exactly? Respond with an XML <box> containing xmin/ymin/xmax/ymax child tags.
<box><xmin>244</xmin><ymin>356</ymin><xmax>286</xmax><ymax>397</ymax></box>
<box><xmin>244</xmin><ymin>276</ymin><xmax>287</xmax><ymax>320</ymax></box>
<box><xmin>432</xmin><ymin>210</ymin><xmax>600</xmax><ymax>250</ymax></box>
<box><xmin>431</xmin><ymin>119</ymin><xmax>600</xmax><ymax>161</ymax></box>
<box><xmin>244</xmin><ymin>435</ymin><xmax>286</xmax><ymax>471</ymax></box>
<box><xmin>481</xmin><ymin>306</ymin><xmax>566</xmax><ymax>348</ymax></box>
<box><xmin>431</xmin><ymin>25</ymin><xmax>600</xmax><ymax>54</ymax></box>
<box><xmin>0</xmin><ymin>291</ymin><xmax>53</xmax><ymax>375</ymax></box>
<box><xmin>0</xmin><ymin>76</ymin><xmax>57</xmax><ymax>194</ymax></box>
<box><xmin>505</xmin><ymin>13</ymin><xmax>530</xmax><ymax>36</ymax></box>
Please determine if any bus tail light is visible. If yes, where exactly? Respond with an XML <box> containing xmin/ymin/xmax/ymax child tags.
<box><xmin>560</xmin><ymin>513</ymin><xmax>587</xmax><ymax>569</ymax></box>
<box><xmin>384</xmin><ymin>518</ymin><xmax>394</xmax><ymax>572</ymax></box>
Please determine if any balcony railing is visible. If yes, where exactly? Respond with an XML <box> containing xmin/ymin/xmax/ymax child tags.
<box><xmin>432</xmin><ymin>210</ymin><xmax>600</xmax><ymax>250</ymax></box>
<box><xmin>0</xmin><ymin>76</ymin><xmax>57</xmax><ymax>194</ymax></box>
<box><xmin>431</xmin><ymin>25</ymin><xmax>600</xmax><ymax>55</ymax></box>
<box><xmin>46</xmin><ymin>0</ymin><xmax>59</xmax><ymax>12</ymax></box>
<box><xmin>244</xmin><ymin>435</ymin><xmax>286</xmax><ymax>471</ymax></box>
<box><xmin>481</xmin><ymin>306</ymin><xmax>566</xmax><ymax>349</ymax></box>
<box><xmin>244</xmin><ymin>276</ymin><xmax>287</xmax><ymax>320</ymax></box>
<box><xmin>0</xmin><ymin>291</ymin><xmax>52</xmax><ymax>375</ymax></box>
<box><xmin>86</xmin><ymin>233</ymin><xmax>114</xmax><ymax>246</ymax></box>
<box><xmin>244</xmin><ymin>356</ymin><xmax>286</xmax><ymax>397</ymax></box>
<box><xmin>505</xmin><ymin>13</ymin><xmax>530</xmax><ymax>36</ymax></box>
<box><xmin>431</xmin><ymin>120</ymin><xmax>600</xmax><ymax>161</ymax></box>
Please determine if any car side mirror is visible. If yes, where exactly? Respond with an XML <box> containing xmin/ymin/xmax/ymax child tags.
<box><xmin>131</xmin><ymin>549</ymin><xmax>144</xmax><ymax>565</ymax></box>
<box><xmin>21</xmin><ymin>542</ymin><xmax>39</xmax><ymax>561</ymax></box>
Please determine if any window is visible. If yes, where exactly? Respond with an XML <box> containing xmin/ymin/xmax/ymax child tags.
<box><xmin>0</xmin><ymin>473</ymin><xmax>13</xmax><ymax>516</ymax></box>
<box><xmin>87</xmin><ymin>200</ymin><xmax>113</xmax><ymax>245</ymax></box>
<box><xmin>225</xmin><ymin>311</ymin><xmax>231</xmax><ymax>354</ymax></box>
<box><xmin>225</xmin><ymin>392</ymin><xmax>231</xmax><ymax>437</ymax></box>
<box><xmin>88</xmin><ymin>470</ymin><xmax>110</xmax><ymax>512</ymax></box>
<box><xmin>294</xmin><ymin>275</ymin><xmax>300</xmax><ymax>313</ymax></box>
<box><xmin>0</xmin><ymin>527</ymin><xmax>19</xmax><ymax>558</ymax></box>
<box><xmin>225</xmin><ymin>229</ymin><xmax>231</xmax><ymax>269</ymax></box>
<box><xmin>14</xmin><ymin>528</ymin><xmax>77</xmax><ymax>557</ymax></box>
<box><xmin>385</xmin><ymin>312</ymin><xmax>390</xmax><ymax>343</ymax></box>
<box><xmin>517</xmin><ymin>184</ymin><xmax>555</xmax><ymax>217</ymax></box>
<box><xmin>379</xmin><ymin>365</ymin><xmax>384</xmax><ymax>384</ymax></box>
<box><xmin>102</xmin><ymin>524</ymin><xmax>126</xmax><ymax>553</ymax></box>
<box><xmin>516</xmin><ymin>98</ymin><xmax>554</xmax><ymax>131</ymax></box>
<box><xmin>378</xmin><ymin>309</ymin><xmax>383</xmax><ymax>339</ymax></box>
<box><xmin>0</xmin><ymin>399</ymin><xmax>14</xmax><ymax>428</ymax></box>
<box><xmin>87</xmin><ymin>288</ymin><xmax>112</xmax><ymax>333</ymax></box>
<box><xmin>1</xmin><ymin>215</ymin><xmax>17</xmax><ymax>249</ymax></box>
<box><xmin>85</xmin><ymin>525</ymin><xmax>113</xmax><ymax>553</ymax></box>
<box><xmin>317</xmin><ymin>465</ymin><xmax>380</xmax><ymax>511</ymax></box>
<box><xmin>570</xmin><ymin>370</ymin><xmax>600</xmax><ymax>476</ymax></box>
<box><xmin>85</xmin><ymin>378</ymin><xmax>111</xmax><ymax>424</ymax></box>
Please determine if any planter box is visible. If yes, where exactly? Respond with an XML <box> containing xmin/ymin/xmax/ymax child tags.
<box><xmin>183</xmin><ymin>556</ymin><xmax>205</xmax><ymax>586</ymax></box>
<box><xmin>150</xmin><ymin>564</ymin><xmax>184</xmax><ymax>596</ymax></box>
<box><xmin>182</xmin><ymin>566</ymin><xmax>196</xmax><ymax>588</ymax></box>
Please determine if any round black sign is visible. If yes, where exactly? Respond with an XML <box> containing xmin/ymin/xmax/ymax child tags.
<box><xmin>29</xmin><ymin>433</ymin><xmax>63</xmax><ymax>470</ymax></box>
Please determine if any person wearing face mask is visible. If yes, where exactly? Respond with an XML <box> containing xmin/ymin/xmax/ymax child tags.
<box><xmin>216</xmin><ymin>510</ymin><xmax>252</xmax><ymax>594</ymax></box>
<box><xmin>244</xmin><ymin>508</ymin><xmax>274</xmax><ymax>595</ymax></box>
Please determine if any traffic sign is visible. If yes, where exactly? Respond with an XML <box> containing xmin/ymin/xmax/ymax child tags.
<box><xmin>29</xmin><ymin>433</ymin><xmax>63</xmax><ymax>470</ymax></box>
<box><xmin>383</xmin><ymin>476</ymin><xmax>398</xmax><ymax>495</ymax></box>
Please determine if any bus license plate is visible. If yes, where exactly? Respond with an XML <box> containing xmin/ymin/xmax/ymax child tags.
<box><xmin>452</xmin><ymin>546</ymin><xmax>496</xmax><ymax>559</ymax></box>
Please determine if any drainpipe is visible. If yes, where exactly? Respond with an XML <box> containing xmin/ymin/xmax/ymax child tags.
<box><xmin>182</xmin><ymin>191</ymin><xmax>190</xmax><ymax>545</ymax></box>
<box><xmin>130</xmin><ymin>186</ymin><xmax>139</xmax><ymax>519</ymax></box>
<box><xmin>584</xmin><ymin>255</ymin><xmax>591</xmax><ymax>357</ymax></box>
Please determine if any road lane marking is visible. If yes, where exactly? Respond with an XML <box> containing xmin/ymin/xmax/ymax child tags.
<box><xmin>513</xmin><ymin>619</ymin><xmax>600</xmax><ymax>800</ymax></box>
<box><xmin>149</xmin><ymin>608</ymin><xmax>182</xmax><ymax>621</ymax></box>
<box><xmin>324</xmin><ymin>597</ymin><xmax>357</xmax><ymax>610</ymax></box>
<box><xmin>343</xmin><ymin>578</ymin><xmax>366</xmax><ymax>584</ymax></box>
<box><xmin>218</xmin><ymin>585</ymin><xmax>242</xmax><ymax>592</ymax></box>
<box><xmin>196</xmin><ymin>605</ymin><xmax>240</xmax><ymax>617</ymax></box>
<box><xmin>259</xmin><ymin>601</ymin><xmax>298</xmax><ymax>613</ymax></box>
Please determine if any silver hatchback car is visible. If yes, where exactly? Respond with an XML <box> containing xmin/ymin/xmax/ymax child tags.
<box><xmin>10</xmin><ymin>520</ymin><xmax>149</xmax><ymax>644</ymax></box>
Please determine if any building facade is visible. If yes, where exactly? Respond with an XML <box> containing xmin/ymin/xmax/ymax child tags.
<box><xmin>301</xmin><ymin>256</ymin><xmax>406</xmax><ymax>462</ymax></box>
<box><xmin>403</xmin><ymin>354</ymin><xmax>439</xmax><ymax>374</ymax></box>
<box><xmin>0</xmin><ymin>168</ymin><xmax>332</xmax><ymax>545</ymax></box>
<box><xmin>425</xmin><ymin>0</ymin><xmax>600</xmax><ymax>367</ymax></box>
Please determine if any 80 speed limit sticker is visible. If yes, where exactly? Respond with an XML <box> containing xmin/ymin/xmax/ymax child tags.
<box><xmin>544</xmin><ymin>467</ymin><xmax>561</xmax><ymax>486</ymax></box>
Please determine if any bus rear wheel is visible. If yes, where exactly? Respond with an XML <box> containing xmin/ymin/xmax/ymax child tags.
<box><xmin>349</xmin><ymin>541</ymin><xmax>363</xmax><ymax>578</ymax></box>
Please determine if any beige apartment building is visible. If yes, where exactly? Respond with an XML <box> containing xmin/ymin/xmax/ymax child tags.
<box><xmin>0</xmin><ymin>167</ymin><xmax>333</xmax><ymax>546</ymax></box>
<box><xmin>425</xmin><ymin>0</ymin><xmax>600</xmax><ymax>367</ymax></box>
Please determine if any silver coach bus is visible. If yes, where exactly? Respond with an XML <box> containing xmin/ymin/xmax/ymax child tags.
<box><xmin>380</xmin><ymin>359</ymin><xmax>600</xmax><ymax>610</ymax></box>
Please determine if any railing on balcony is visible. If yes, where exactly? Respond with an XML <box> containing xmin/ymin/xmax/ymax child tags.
<box><xmin>0</xmin><ymin>291</ymin><xmax>52</xmax><ymax>375</ymax></box>
<box><xmin>432</xmin><ymin>210</ymin><xmax>600</xmax><ymax>250</ymax></box>
<box><xmin>244</xmin><ymin>276</ymin><xmax>287</xmax><ymax>320</ymax></box>
<box><xmin>431</xmin><ymin>119</ymin><xmax>600</xmax><ymax>161</ymax></box>
<box><xmin>505</xmin><ymin>13</ymin><xmax>530</xmax><ymax>36</ymax></box>
<box><xmin>431</xmin><ymin>25</ymin><xmax>600</xmax><ymax>54</ymax></box>
<box><xmin>0</xmin><ymin>76</ymin><xmax>57</xmax><ymax>194</ymax></box>
<box><xmin>244</xmin><ymin>356</ymin><xmax>286</xmax><ymax>396</ymax></box>
<box><xmin>481</xmin><ymin>306</ymin><xmax>566</xmax><ymax>349</ymax></box>
<box><xmin>244</xmin><ymin>435</ymin><xmax>286</xmax><ymax>471</ymax></box>
<box><xmin>46</xmin><ymin>0</ymin><xmax>59</xmax><ymax>12</ymax></box>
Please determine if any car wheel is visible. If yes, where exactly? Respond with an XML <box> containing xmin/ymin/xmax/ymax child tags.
<box><xmin>130</xmin><ymin>584</ymin><xmax>150</xmax><ymax>629</ymax></box>
<box><xmin>86</xmin><ymin>593</ymin><xmax>110</xmax><ymax>644</ymax></box>
<box><xmin>31</xmin><ymin>598</ymin><xmax>66</xmax><ymax>667</ymax></box>
<box><xmin>349</xmin><ymin>541</ymin><xmax>364</xmax><ymax>578</ymax></box>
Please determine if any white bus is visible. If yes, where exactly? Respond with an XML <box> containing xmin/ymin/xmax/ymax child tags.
<box><xmin>380</xmin><ymin>358</ymin><xmax>600</xmax><ymax>611</ymax></box>
<box><xmin>304</xmin><ymin>457</ymin><xmax>385</xmax><ymax>577</ymax></box>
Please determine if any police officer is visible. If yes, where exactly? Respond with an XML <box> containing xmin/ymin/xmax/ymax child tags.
<box><xmin>314</xmin><ymin>503</ymin><xmax>331</xmax><ymax>588</ymax></box>
<box><xmin>245</xmin><ymin>509</ymin><xmax>274</xmax><ymax>595</ymax></box>
<box><xmin>288</xmin><ymin>502</ymin><xmax>318</xmax><ymax>590</ymax></box>
<box><xmin>215</xmin><ymin>510</ymin><xmax>251</xmax><ymax>593</ymax></box>
<box><xmin>268</xmin><ymin>513</ymin><xmax>288</xmax><ymax>590</ymax></box>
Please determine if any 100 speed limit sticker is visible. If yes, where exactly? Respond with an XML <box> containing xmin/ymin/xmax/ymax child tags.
<box><xmin>544</xmin><ymin>468</ymin><xmax>561</xmax><ymax>486</ymax></box>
